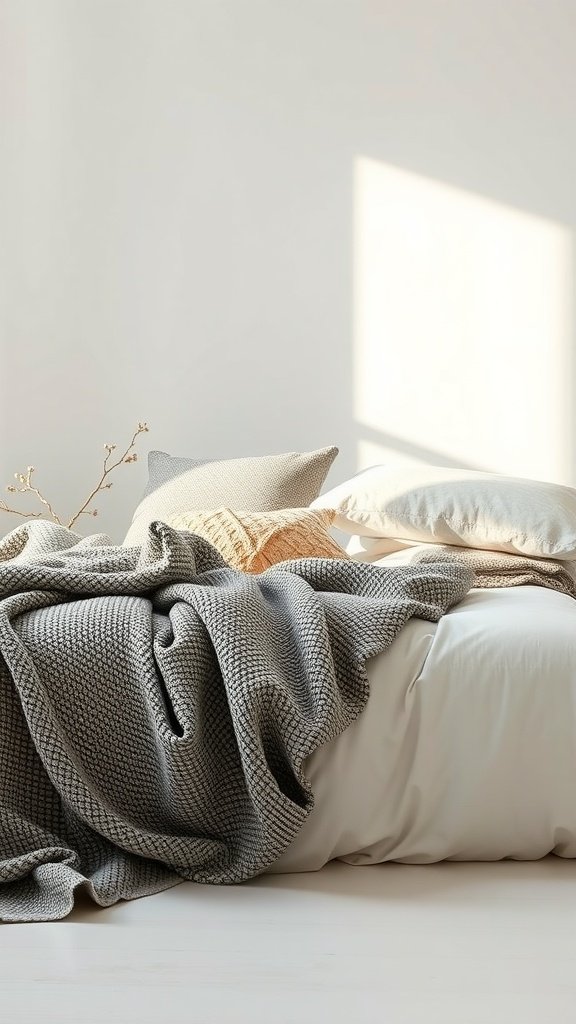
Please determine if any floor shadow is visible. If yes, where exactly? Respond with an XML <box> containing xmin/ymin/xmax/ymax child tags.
<box><xmin>254</xmin><ymin>856</ymin><xmax>576</xmax><ymax>903</ymax></box>
<box><xmin>63</xmin><ymin>856</ymin><xmax>576</xmax><ymax>923</ymax></box>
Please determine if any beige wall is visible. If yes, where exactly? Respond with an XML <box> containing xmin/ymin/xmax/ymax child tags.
<box><xmin>1</xmin><ymin>0</ymin><xmax>575</xmax><ymax>540</ymax></box>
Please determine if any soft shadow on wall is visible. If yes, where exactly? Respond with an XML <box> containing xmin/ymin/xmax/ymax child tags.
<box><xmin>353</xmin><ymin>158</ymin><xmax>575</xmax><ymax>485</ymax></box>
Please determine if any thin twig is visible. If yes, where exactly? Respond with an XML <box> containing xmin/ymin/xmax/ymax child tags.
<box><xmin>66</xmin><ymin>422</ymin><xmax>148</xmax><ymax>530</ymax></box>
<box><xmin>0</xmin><ymin>501</ymin><xmax>44</xmax><ymax>521</ymax></box>
<box><xmin>5</xmin><ymin>467</ymin><xmax>63</xmax><ymax>525</ymax></box>
<box><xmin>1</xmin><ymin>422</ymin><xmax>149</xmax><ymax>531</ymax></box>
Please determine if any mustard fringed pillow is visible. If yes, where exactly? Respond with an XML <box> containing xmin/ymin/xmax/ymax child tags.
<box><xmin>168</xmin><ymin>507</ymin><xmax>348</xmax><ymax>573</ymax></box>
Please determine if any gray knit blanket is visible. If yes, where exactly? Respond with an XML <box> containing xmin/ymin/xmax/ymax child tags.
<box><xmin>0</xmin><ymin>520</ymin><xmax>471</xmax><ymax>923</ymax></box>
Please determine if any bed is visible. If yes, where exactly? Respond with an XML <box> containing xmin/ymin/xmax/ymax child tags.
<box><xmin>4</xmin><ymin>450</ymin><xmax>576</xmax><ymax>922</ymax></box>
<box><xmin>271</xmin><ymin>582</ymin><xmax>576</xmax><ymax>873</ymax></box>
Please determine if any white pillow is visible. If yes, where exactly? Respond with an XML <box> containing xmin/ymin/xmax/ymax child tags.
<box><xmin>312</xmin><ymin>463</ymin><xmax>576</xmax><ymax>560</ymax></box>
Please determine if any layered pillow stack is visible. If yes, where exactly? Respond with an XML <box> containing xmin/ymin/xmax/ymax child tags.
<box><xmin>312</xmin><ymin>463</ymin><xmax>576</xmax><ymax>562</ymax></box>
<box><xmin>124</xmin><ymin>445</ymin><xmax>576</xmax><ymax>570</ymax></box>
<box><xmin>123</xmin><ymin>446</ymin><xmax>338</xmax><ymax>546</ymax></box>
<box><xmin>168</xmin><ymin>507</ymin><xmax>347</xmax><ymax>573</ymax></box>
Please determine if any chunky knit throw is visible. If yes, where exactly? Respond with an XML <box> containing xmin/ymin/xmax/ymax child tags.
<box><xmin>0</xmin><ymin>520</ymin><xmax>471</xmax><ymax>922</ymax></box>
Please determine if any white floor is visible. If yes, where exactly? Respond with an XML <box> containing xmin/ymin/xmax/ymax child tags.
<box><xmin>1</xmin><ymin>858</ymin><xmax>576</xmax><ymax>1024</ymax></box>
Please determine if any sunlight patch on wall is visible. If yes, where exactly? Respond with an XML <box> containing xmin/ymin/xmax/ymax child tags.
<box><xmin>354</xmin><ymin>158</ymin><xmax>574</xmax><ymax>483</ymax></box>
<box><xmin>357</xmin><ymin>439</ymin><xmax>426</xmax><ymax>471</ymax></box>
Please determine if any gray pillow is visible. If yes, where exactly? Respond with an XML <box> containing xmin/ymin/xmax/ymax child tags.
<box><xmin>123</xmin><ymin>446</ymin><xmax>339</xmax><ymax>546</ymax></box>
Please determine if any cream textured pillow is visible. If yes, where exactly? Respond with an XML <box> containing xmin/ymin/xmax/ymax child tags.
<box><xmin>168</xmin><ymin>507</ymin><xmax>347</xmax><ymax>573</ymax></box>
<box><xmin>312</xmin><ymin>463</ymin><xmax>576</xmax><ymax>560</ymax></box>
<box><xmin>124</xmin><ymin>447</ymin><xmax>338</xmax><ymax>546</ymax></box>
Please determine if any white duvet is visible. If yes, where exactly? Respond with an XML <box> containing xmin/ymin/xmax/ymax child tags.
<box><xmin>269</xmin><ymin>583</ymin><xmax>576</xmax><ymax>872</ymax></box>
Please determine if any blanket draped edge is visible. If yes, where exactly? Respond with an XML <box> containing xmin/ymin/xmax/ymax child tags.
<box><xmin>0</xmin><ymin>520</ymin><xmax>471</xmax><ymax>923</ymax></box>
<box><xmin>374</xmin><ymin>543</ymin><xmax>576</xmax><ymax>599</ymax></box>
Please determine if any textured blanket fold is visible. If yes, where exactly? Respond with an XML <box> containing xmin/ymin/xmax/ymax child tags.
<box><xmin>0</xmin><ymin>520</ymin><xmax>471</xmax><ymax>923</ymax></box>
<box><xmin>379</xmin><ymin>543</ymin><xmax>576</xmax><ymax>599</ymax></box>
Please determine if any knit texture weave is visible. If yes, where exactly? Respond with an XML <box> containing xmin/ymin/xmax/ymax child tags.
<box><xmin>169</xmin><ymin>507</ymin><xmax>346</xmax><ymax>572</ymax></box>
<box><xmin>0</xmin><ymin>519</ymin><xmax>471</xmax><ymax>922</ymax></box>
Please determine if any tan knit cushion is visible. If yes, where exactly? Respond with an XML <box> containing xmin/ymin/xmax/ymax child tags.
<box><xmin>168</xmin><ymin>507</ymin><xmax>347</xmax><ymax>573</ymax></box>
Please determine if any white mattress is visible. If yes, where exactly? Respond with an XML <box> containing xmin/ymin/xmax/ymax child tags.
<box><xmin>269</xmin><ymin>583</ymin><xmax>576</xmax><ymax>872</ymax></box>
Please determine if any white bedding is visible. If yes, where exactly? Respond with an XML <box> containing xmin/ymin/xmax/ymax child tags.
<box><xmin>269</xmin><ymin>583</ymin><xmax>576</xmax><ymax>872</ymax></box>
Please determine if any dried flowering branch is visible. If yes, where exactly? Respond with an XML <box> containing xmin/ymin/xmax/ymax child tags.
<box><xmin>0</xmin><ymin>421</ymin><xmax>149</xmax><ymax>531</ymax></box>
<box><xmin>67</xmin><ymin>422</ymin><xmax>149</xmax><ymax>530</ymax></box>
<box><xmin>2</xmin><ymin>467</ymin><xmax>63</xmax><ymax>524</ymax></box>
